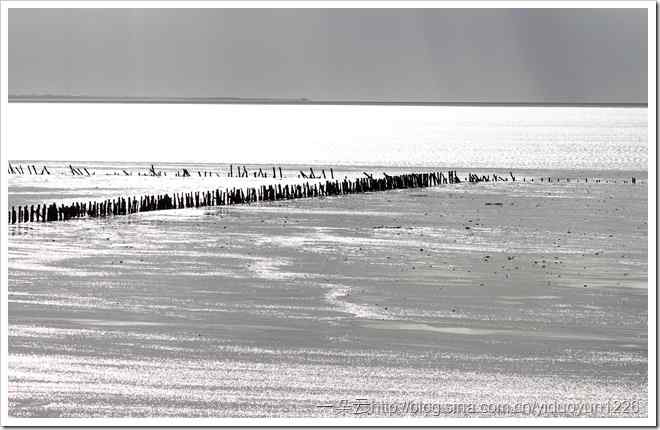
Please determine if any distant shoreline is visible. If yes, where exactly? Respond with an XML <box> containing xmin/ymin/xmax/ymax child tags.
<box><xmin>7</xmin><ymin>95</ymin><xmax>648</xmax><ymax>108</ymax></box>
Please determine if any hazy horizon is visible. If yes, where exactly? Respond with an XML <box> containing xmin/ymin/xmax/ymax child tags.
<box><xmin>7</xmin><ymin>95</ymin><xmax>649</xmax><ymax>107</ymax></box>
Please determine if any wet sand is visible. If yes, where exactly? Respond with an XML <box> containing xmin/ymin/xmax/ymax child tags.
<box><xmin>8</xmin><ymin>175</ymin><xmax>648</xmax><ymax>418</ymax></box>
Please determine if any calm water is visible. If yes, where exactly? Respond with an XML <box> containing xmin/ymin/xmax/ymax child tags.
<box><xmin>8</xmin><ymin>177</ymin><xmax>648</xmax><ymax>418</ymax></box>
<box><xmin>7</xmin><ymin>104</ymin><xmax>648</xmax><ymax>418</ymax></box>
<box><xmin>8</xmin><ymin>104</ymin><xmax>648</xmax><ymax>169</ymax></box>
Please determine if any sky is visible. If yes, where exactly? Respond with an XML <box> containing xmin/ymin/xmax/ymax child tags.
<box><xmin>8</xmin><ymin>8</ymin><xmax>649</xmax><ymax>104</ymax></box>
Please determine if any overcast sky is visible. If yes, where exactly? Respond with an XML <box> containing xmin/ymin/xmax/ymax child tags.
<box><xmin>9</xmin><ymin>8</ymin><xmax>648</xmax><ymax>103</ymax></box>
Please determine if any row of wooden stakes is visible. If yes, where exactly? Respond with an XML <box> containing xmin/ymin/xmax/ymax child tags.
<box><xmin>8</xmin><ymin>171</ymin><xmax>462</xmax><ymax>224</ymax></box>
<box><xmin>8</xmin><ymin>163</ymin><xmax>94</xmax><ymax>176</ymax></box>
<box><xmin>7</xmin><ymin>170</ymin><xmax>641</xmax><ymax>225</ymax></box>
<box><xmin>7</xmin><ymin>162</ymin><xmax>640</xmax><ymax>186</ymax></box>
<box><xmin>9</xmin><ymin>163</ymin><xmax>321</xmax><ymax>179</ymax></box>
<box><xmin>8</xmin><ymin>163</ymin><xmax>50</xmax><ymax>175</ymax></box>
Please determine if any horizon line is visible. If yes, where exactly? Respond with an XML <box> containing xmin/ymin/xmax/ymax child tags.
<box><xmin>7</xmin><ymin>95</ymin><xmax>648</xmax><ymax>108</ymax></box>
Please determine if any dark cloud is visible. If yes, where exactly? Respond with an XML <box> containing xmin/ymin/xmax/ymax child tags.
<box><xmin>8</xmin><ymin>8</ymin><xmax>648</xmax><ymax>103</ymax></box>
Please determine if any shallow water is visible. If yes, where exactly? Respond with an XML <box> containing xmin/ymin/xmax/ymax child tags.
<box><xmin>8</xmin><ymin>178</ymin><xmax>648</xmax><ymax>417</ymax></box>
<box><xmin>6</xmin><ymin>103</ymin><xmax>649</xmax><ymax>419</ymax></box>
<box><xmin>7</xmin><ymin>161</ymin><xmax>648</xmax><ymax>209</ymax></box>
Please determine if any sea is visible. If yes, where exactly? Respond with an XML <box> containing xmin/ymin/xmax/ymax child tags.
<box><xmin>7</xmin><ymin>104</ymin><xmax>649</xmax><ymax>208</ymax></box>
<box><xmin>7</xmin><ymin>104</ymin><xmax>650</xmax><ymax>418</ymax></box>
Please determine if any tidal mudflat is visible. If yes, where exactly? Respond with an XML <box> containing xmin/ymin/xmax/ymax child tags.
<box><xmin>8</xmin><ymin>171</ymin><xmax>648</xmax><ymax>417</ymax></box>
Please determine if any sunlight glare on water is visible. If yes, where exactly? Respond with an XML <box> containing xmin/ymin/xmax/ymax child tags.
<box><xmin>8</xmin><ymin>104</ymin><xmax>648</xmax><ymax>169</ymax></box>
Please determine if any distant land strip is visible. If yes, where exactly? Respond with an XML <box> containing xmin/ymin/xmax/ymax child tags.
<box><xmin>7</xmin><ymin>95</ymin><xmax>648</xmax><ymax>108</ymax></box>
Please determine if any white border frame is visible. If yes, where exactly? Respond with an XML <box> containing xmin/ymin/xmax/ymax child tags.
<box><xmin>0</xmin><ymin>1</ymin><xmax>656</xmax><ymax>426</ymax></box>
